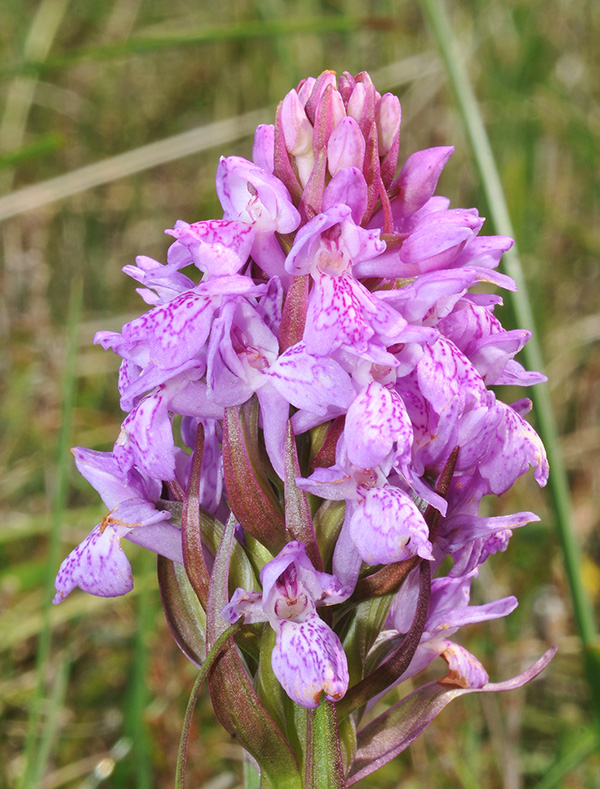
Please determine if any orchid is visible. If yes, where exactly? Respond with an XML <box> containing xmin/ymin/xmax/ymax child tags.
<box><xmin>55</xmin><ymin>70</ymin><xmax>554</xmax><ymax>787</ymax></box>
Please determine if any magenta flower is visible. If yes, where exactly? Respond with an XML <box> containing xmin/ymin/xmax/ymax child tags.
<box><xmin>53</xmin><ymin>448</ymin><xmax>180</xmax><ymax>602</ymax></box>
<box><xmin>54</xmin><ymin>69</ymin><xmax>554</xmax><ymax>786</ymax></box>
<box><xmin>222</xmin><ymin>542</ymin><xmax>350</xmax><ymax>708</ymax></box>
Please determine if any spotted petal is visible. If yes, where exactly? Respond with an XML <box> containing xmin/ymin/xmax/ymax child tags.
<box><xmin>53</xmin><ymin>524</ymin><xmax>133</xmax><ymax>603</ymax></box>
<box><xmin>272</xmin><ymin>613</ymin><xmax>349</xmax><ymax>708</ymax></box>
<box><xmin>345</xmin><ymin>382</ymin><xmax>413</xmax><ymax>470</ymax></box>
<box><xmin>350</xmin><ymin>486</ymin><xmax>433</xmax><ymax>565</ymax></box>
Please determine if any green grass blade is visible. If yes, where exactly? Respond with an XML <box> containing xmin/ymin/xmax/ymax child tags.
<box><xmin>18</xmin><ymin>277</ymin><xmax>82</xmax><ymax>788</ymax></box>
<box><xmin>32</xmin><ymin>656</ymin><xmax>71</xmax><ymax>785</ymax></box>
<box><xmin>418</xmin><ymin>0</ymin><xmax>600</xmax><ymax>732</ymax></box>
<box><xmin>534</xmin><ymin>729</ymin><xmax>599</xmax><ymax>789</ymax></box>
<box><xmin>0</xmin><ymin>16</ymin><xmax>366</xmax><ymax>78</ymax></box>
<box><xmin>113</xmin><ymin>550</ymin><xmax>156</xmax><ymax>788</ymax></box>
<box><xmin>0</xmin><ymin>0</ymin><xmax>70</xmax><ymax>194</ymax></box>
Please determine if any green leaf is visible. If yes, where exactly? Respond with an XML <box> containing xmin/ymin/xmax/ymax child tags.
<box><xmin>174</xmin><ymin>621</ymin><xmax>242</xmax><ymax>789</ymax></box>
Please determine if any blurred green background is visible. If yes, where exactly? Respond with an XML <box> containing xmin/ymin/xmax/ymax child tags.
<box><xmin>1</xmin><ymin>0</ymin><xmax>599</xmax><ymax>786</ymax></box>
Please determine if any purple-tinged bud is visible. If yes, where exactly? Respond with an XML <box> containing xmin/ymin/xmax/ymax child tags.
<box><xmin>327</xmin><ymin>116</ymin><xmax>366</xmax><ymax>175</ymax></box>
<box><xmin>252</xmin><ymin>124</ymin><xmax>275</xmax><ymax>173</ymax></box>
<box><xmin>347</xmin><ymin>82</ymin><xmax>366</xmax><ymax>127</ymax></box>
<box><xmin>375</xmin><ymin>93</ymin><xmax>401</xmax><ymax>157</ymax></box>
<box><xmin>338</xmin><ymin>71</ymin><xmax>356</xmax><ymax>105</ymax></box>
<box><xmin>391</xmin><ymin>146</ymin><xmax>454</xmax><ymax>217</ymax></box>
<box><xmin>304</xmin><ymin>70</ymin><xmax>337</xmax><ymax>123</ymax></box>
<box><xmin>312</xmin><ymin>84</ymin><xmax>345</xmax><ymax>153</ymax></box>
<box><xmin>296</xmin><ymin>76</ymin><xmax>316</xmax><ymax>106</ymax></box>
<box><xmin>280</xmin><ymin>89</ymin><xmax>314</xmax><ymax>186</ymax></box>
<box><xmin>348</xmin><ymin>72</ymin><xmax>377</xmax><ymax>138</ymax></box>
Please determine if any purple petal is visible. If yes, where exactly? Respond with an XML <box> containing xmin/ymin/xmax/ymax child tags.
<box><xmin>272</xmin><ymin>613</ymin><xmax>349</xmax><ymax>708</ymax></box>
<box><xmin>53</xmin><ymin>524</ymin><xmax>133</xmax><ymax>603</ymax></box>
<box><xmin>345</xmin><ymin>382</ymin><xmax>413</xmax><ymax>469</ymax></box>
<box><xmin>323</xmin><ymin>167</ymin><xmax>368</xmax><ymax>226</ymax></box>
<box><xmin>95</xmin><ymin>289</ymin><xmax>215</xmax><ymax>370</ymax></box>
<box><xmin>264</xmin><ymin>342</ymin><xmax>356</xmax><ymax>415</ymax></box>
<box><xmin>437</xmin><ymin>640</ymin><xmax>489</xmax><ymax>688</ymax></box>
<box><xmin>216</xmin><ymin>155</ymin><xmax>300</xmax><ymax>234</ymax></box>
<box><xmin>114</xmin><ymin>391</ymin><xmax>175</xmax><ymax>480</ymax></box>
<box><xmin>71</xmin><ymin>446</ymin><xmax>161</xmax><ymax>509</ymax></box>
<box><xmin>327</xmin><ymin>116</ymin><xmax>365</xmax><ymax>174</ymax></box>
<box><xmin>124</xmin><ymin>519</ymin><xmax>184</xmax><ymax>564</ymax></box>
<box><xmin>303</xmin><ymin>272</ymin><xmax>376</xmax><ymax>356</ymax></box>
<box><xmin>478</xmin><ymin>401</ymin><xmax>549</xmax><ymax>493</ymax></box>
<box><xmin>221</xmin><ymin>587</ymin><xmax>268</xmax><ymax>624</ymax></box>
<box><xmin>350</xmin><ymin>486</ymin><xmax>433</xmax><ymax>565</ymax></box>
<box><xmin>165</xmin><ymin>219</ymin><xmax>255</xmax><ymax>276</ymax></box>
<box><xmin>253</xmin><ymin>124</ymin><xmax>275</xmax><ymax>172</ymax></box>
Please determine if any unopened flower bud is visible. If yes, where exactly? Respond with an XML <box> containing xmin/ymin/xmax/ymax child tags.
<box><xmin>327</xmin><ymin>116</ymin><xmax>365</xmax><ymax>175</ymax></box>
<box><xmin>375</xmin><ymin>93</ymin><xmax>401</xmax><ymax>157</ymax></box>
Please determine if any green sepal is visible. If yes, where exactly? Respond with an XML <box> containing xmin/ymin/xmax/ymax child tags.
<box><xmin>157</xmin><ymin>556</ymin><xmax>206</xmax><ymax>669</ymax></box>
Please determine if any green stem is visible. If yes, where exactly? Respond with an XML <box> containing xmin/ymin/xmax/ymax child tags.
<box><xmin>306</xmin><ymin>700</ymin><xmax>345</xmax><ymax>789</ymax></box>
<box><xmin>418</xmin><ymin>0</ymin><xmax>600</xmax><ymax>716</ymax></box>
<box><xmin>175</xmin><ymin>623</ymin><xmax>241</xmax><ymax>789</ymax></box>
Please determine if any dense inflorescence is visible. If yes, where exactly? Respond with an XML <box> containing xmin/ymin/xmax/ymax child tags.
<box><xmin>54</xmin><ymin>70</ymin><xmax>553</xmax><ymax>783</ymax></box>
